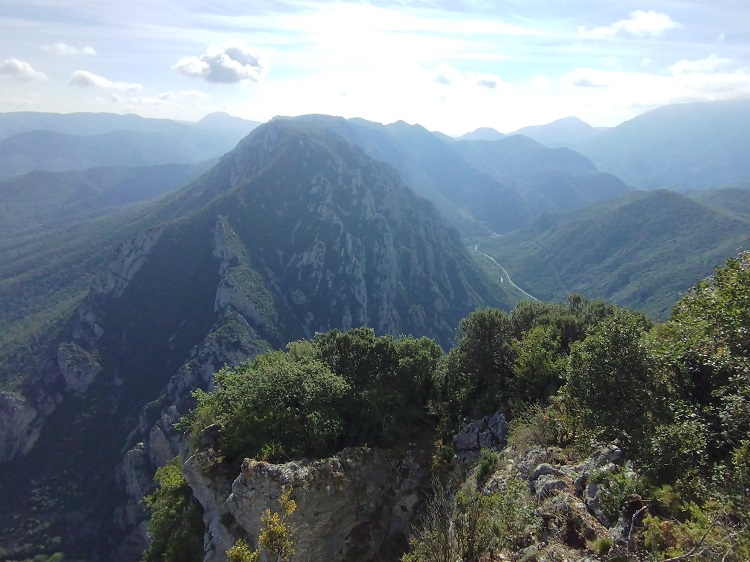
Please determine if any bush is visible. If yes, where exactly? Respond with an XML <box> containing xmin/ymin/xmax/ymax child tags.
<box><xmin>564</xmin><ymin>309</ymin><xmax>665</xmax><ymax>453</ymax></box>
<box><xmin>591</xmin><ymin>535</ymin><xmax>612</xmax><ymax>555</ymax></box>
<box><xmin>185</xmin><ymin>349</ymin><xmax>349</xmax><ymax>462</ymax></box>
<box><xmin>403</xmin><ymin>477</ymin><xmax>539</xmax><ymax>562</ymax></box>
<box><xmin>142</xmin><ymin>458</ymin><xmax>204</xmax><ymax>562</ymax></box>
<box><xmin>591</xmin><ymin>467</ymin><xmax>645</xmax><ymax>522</ymax></box>
<box><xmin>186</xmin><ymin>329</ymin><xmax>443</xmax><ymax>463</ymax></box>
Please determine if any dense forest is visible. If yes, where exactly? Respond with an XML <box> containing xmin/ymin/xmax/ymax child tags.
<box><xmin>143</xmin><ymin>252</ymin><xmax>750</xmax><ymax>562</ymax></box>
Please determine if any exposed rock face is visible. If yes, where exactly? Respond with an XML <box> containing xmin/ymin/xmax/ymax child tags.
<box><xmin>485</xmin><ymin>443</ymin><xmax>633</xmax><ymax>560</ymax></box>
<box><xmin>453</xmin><ymin>412</ymin><xmax>508</xmax><ymax>462</ymax></box>
<box><xmin>91</xmin><ymin>226</ymin><xmax>165</xmax><ymax>298</ymax></box>
<box><xmin>183</xmin><ymin>447</ymin><xmax>429</xmax><ymax>562</ymax></box>
<box><xmin>0</xmin><ymin>392</ymin><xmax>39</xmax><ymax>461</ymax></box>
<box><xmin>56</xmin><ymin>343</ymin><xmax>102</xmax><ymax>394</ymax></box>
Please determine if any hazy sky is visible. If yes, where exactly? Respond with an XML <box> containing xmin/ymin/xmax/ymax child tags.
<box><xmin>2</xmin><ymin>1</ymin><xmax>749</xmax><ymax>134</ymax></box>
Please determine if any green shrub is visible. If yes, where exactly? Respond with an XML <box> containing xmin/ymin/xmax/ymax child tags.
<box><xmin>186</xmin><ymin>329</ymin><xmax>443</xmax><ymax>463</ymax></box>
<box><xmin>185</xmin><ymin>349</ymin><xmax>349</xmax><ymax>462</ymax></box>
<box><xmin>475</xmin><ymin>449</ymin><xmax>498</xmax><ymax>487</ymax></box>
<box><xmin>142</xmin><ymin>458</ymin><xmax>203</xmax><ymax>562</ymax></box>
<box><xmin>591</xmin><ymin>535</ymin><xmax>612</xmax><ymax>555</ymax></box>
<box><xmin>591</xmin><ymin>468</ymin><xmax>644</xmax><ymax>522</ymax></box>
<box><xmin>403</xmin><ymin>477</ymin><xmax>538</xmax><ymax>562</ymax></box>
<box><xmin>226</xmin><ymin>539</ymin><xmax>257</xmax><ymax>562</ymax></box>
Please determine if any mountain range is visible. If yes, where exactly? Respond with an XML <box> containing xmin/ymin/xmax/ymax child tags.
<box><xmin>480</xmin><ymin>188</ymin><xmax>750</xmax><ymax>318</ymax></box>
<box><xmin>0</xmin><ymin>118</ymin><xmax>521</xmax><ymax>560</ymax></box>
<box><xmin>0</xmin><ymin>112</ymin><xmax>260</xmax><ymax>177</ymax></box>
<box><xmin>1</xmin><ymin>98</ymin><xmax>750</xmax><ymax>560</ymax></box>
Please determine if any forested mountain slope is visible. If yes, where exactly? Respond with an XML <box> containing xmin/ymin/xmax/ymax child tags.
<box><xmin>575</xmin><ymin>99</ymin><xmax>750</xmax><ymax>190</ymax></box>
<box><xmin>480</xmin><ymin>189</ymin><xmax>750</xmax><ymax>318</ymax></box>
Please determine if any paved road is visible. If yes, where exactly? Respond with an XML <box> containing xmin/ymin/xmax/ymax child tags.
<box><xmin>474</xmin><ymin>245</ymin><xmax>538</xmax><ymax>301</ymax></box>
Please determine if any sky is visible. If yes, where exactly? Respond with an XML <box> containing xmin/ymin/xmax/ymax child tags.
<box><xmin>2</xmin><ymin>0</ymin><xmax>750</xmax><ymax>135</ymax></box>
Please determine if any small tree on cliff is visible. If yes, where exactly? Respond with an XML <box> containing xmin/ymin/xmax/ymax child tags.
<box><xmin>227</xmin><ymin>486</ymin><xmax>297</xmax><ymax>562</ymax></box>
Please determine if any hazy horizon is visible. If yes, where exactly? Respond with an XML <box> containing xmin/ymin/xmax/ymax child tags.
<box><xmin>3</xmin><ymin>1</ymin><xmax>750</xmax><ymax>135</ymax></box>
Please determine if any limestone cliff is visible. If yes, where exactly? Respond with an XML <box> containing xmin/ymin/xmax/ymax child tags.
<box><xmin>183</xmin><ymin>447</ymin><xmax>429</xmax><ymax>562</ymax></box>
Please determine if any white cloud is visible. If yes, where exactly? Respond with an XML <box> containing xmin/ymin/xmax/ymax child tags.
<box><xmin>69</xmin><ymin>70</ymin><xmax>141</xmax><ymax>91</ymax></box>
<box><xmin>561</xmin><ymin>57</ymin><xmax>750</xmax><ymax>111</ymax></box>
<box><xmin>433</xmin><ymin>65</ymin><xmax>505</xmax><ymax>92</ymax></box>
<box><xmin>157</xmin><ymin>89</ymin><xmax>209</xmax><ymax>101</ymax></box>
<box><xmin>579</xmin><ymin>10</ymin><xmax>680</xmax><ymax>39</ymax></box>
<box><xmin>173</xmin><ymin>44</ymin><xmax>267</xmax><ymax>84</ymax></box>
<box><xmin>42</xmin><ymin>42</ymin><xmax>96</xmax><ymax>56</ymax></box>
<box><xmin>0</xmin><ymin>58</ymin><xmax>47</xmax><ymax>81</ymax></box>
<box><xmin>670</xmin><ymin>54</ymin><xmax>731</xmax><ymax>74</ymax></box>
<box><xmin>110</xmin><ymin>90</ymin><xmax>211</xmax><ymax>111</ymax></box>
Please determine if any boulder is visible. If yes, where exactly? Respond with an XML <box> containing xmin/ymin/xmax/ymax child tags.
<box><xmin>453</xmin><ymin>412</ymin><xmax>507</xmax><ymax>461</ymax></box>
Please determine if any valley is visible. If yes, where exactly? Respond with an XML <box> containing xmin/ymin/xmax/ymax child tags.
<box><xmin>0</xmin><ymin>99</ymin><xmax>749</xmax><ymax>561</ymax></box>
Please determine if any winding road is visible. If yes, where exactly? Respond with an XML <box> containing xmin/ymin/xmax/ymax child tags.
<box><xmin>474</xmin><ymin>245</ymin><xmax>538</xmax><ymax>301</ymax></box>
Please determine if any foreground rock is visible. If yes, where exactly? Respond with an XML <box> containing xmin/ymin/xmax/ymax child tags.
<box><xmin>183</xmin><ymin>446</ymin><xmax>429</xmax><ymax>562</ymax></box>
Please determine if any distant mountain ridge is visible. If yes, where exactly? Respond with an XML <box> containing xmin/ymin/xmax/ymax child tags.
<box><xmin>510</xmin><ymin>116</ymin><xmax>605</xmax><ymax>147</ymax></box>
<box><xmin>286</xmin><ymin>115</ymin><xmax>630</xmax><ymax>236</ymax></box>
<box><xmin>459</xmin><ymin>127</ymin><xmax>504</xmax><ymax>141</ymax></box>
<box><xmin>0</xmin><ymin>118</ymin><xmax>522</xmax><ymax>560</ymax></box>
<box><xmin>481</xmin><ymin>188</ymin><xmax>750</xmax><ymax>318</ymax></box>
<box><xmin>0</xmin><ymin>110</ymin><xmax>260</xmax><ymax>141</ymax></box>
<box><xmin>0</xmin><ymin>111</ymin><xmax>261</xmax><ymax>177</ymax></box>
<box><xmin>575</xmin><ymin>99</ymin><xmax>750</xmax><ymax>190</ymax></box>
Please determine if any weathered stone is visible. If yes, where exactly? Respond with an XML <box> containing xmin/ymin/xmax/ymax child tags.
<box><xmin>530</xmin><ymin>463</ymin><xmax>565</xmax><ymax>481</ymax></box>
<box><xmin>56</xmin><ymin>343</ymin><xmax>102</xmax><ymax>394</ymax></box>
<box><xmin>534</xmin><ymin>474</ymin><xmax>572</xmax><ymax>498</ymax></box>
<box><xmin>453</xmin><ymin>412</ymin><xmax>507</xmax><ymax>462</ymax></box>
<box><xmin>584</xmin><ymin>481</ymin><xmax>610</xmax><ymax>527</ymax></box>
<box><xmin>185</xmin><ymin>447</ymin><xmax>429</xmax><ymax>562</ymax></box>
<box><xmin>91</xmin><ymin>225</ymin><xmax>165</xmax><ymax>298</ymax></box>
<box><xmin>0</xmin><ymin>392</ymin><xmax>39</xmax><ymax>461</ymax></box>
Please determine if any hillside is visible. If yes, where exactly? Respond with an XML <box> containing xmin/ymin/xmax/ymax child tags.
<box><xmin>0</xmin><ymin>111</ymin><xmax>260</xmax><ymax>177</ymax></box>
<box><xmin>575</xmin><ymin>99</ymin><xmax>750</xmax><ymax>190</ymax></box>
<box><xmin>509</xmin><ymin>116</ymin><xmax>605</xmax><ymax>147</ymax></box>
<box><xmin>0</xmin><ymin>119</ymin><xmax>524</xmax><ymax>560</ymax></box>
<box><xmin>287</xmin><ymin>115</ymin><xmax>630</xmax><ymax>236</ymax></box>
<box><xmin>0</xmin><ymin>162</ymin><xmax>212</xmax><ymax>237</ymax></box>
<box><xmin>480</xmin><ymin>189</ymin><xmax>750</xmax><ymax>318</ymax></box>
<box><xmin>454</xmin><ymin>135</ymin><xmax>630</xmax><ymax>215</ymax></box>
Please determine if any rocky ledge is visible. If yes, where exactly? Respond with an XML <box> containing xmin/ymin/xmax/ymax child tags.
<box><xmin>183</xmin><ymin>446</ymin><xmax>430</xmax><ymax>562</ymax></box>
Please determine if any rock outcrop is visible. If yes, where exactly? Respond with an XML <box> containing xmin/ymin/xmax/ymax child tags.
<box><xmin>183</xmin><ymin>447</ymin><xmax>429</xmax><ymax>562</ymax></box>
<box><xmin>480</xmin><ymin>443</ymin><xmax>643</xmax><ymax>560</ymax></box>
<box><xmin>90</xmin><ymin>226</ymin><xmax>165</xmax><ymax>298</ymax></box>
<box><xmin>453</xmin><ymin>412</ymin><xmax>508</xmax><ymax>462</ymax></box>
<box><xmin>0</xmin><ymin>392</ymin><xmax>40</xmax><ymax>461</ymax></box>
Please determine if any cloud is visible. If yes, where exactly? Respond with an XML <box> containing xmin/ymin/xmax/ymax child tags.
<box><xmin>157</xmin><ymin>89</ymin><xmax>209</xmax><ymax>101</ymax></box>
<box><xmin>0</xmin><ymin>59</ymin><xmax>47</xmax><ymax>81</ymax></box>
<box><xmin>579</xmin><ymin>10</ymin><xmax>680</xmax><ymax>39</ymax></box>
<box><xmin>173</xmin><ymin>44</ymin><xmax>267</xmax><ymax>83</ymax></box>
<box><xmin>561</xmin><ymin>56</ymin><xmax>750</xmax><ymax>110</ymax></box>
<box><xmin>111</xmin><ymin>89</ymin><xmax>210</xmax><ymax>108</ymax></box>
<box><xmin>670</xmin><ymin>54</ymin><xmax>731</xmax><ymax>74</ymax></box>
<box><xmin>571</xmin><ymin>77</ymin><xmax>606</xmax><ymax>89</ymax></box>
<box><xmin>434</xmin><ymin>65</ymin><xmax>504</xmax><ymax>93</ymax></box>
<box><xmin>69</xmin><ymin>70</ymin><xmax>141</xmax><ymax>91</ymax></box>
<box><xmin>42</xmin><ymin>42</ymin><xmax>96</xmax><ymax>56</ymax></box>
